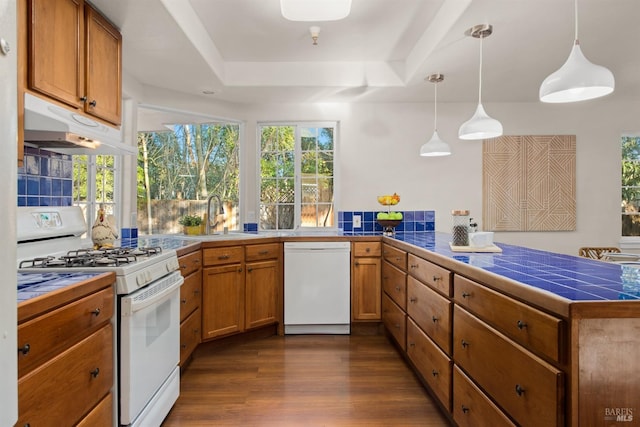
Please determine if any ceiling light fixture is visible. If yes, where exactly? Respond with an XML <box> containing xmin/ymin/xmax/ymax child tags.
<box><xmin>539</xmin><ymin>0</ymin><xmax>614</xmax><ymax>103</ymax></box>
<box><xmin>458</xmin><ymin>24</ymin><xmax>503</xmax><ymax>141</ymax></box>
<box><xmin>420</xmin><ymin>74</ymin><xmax>451</xmax><ymax>157</ymax></box>
<box><xmin>309</xmin><ymin>26</ymin><xmax>320</xmax><ymax>46</ymax></box>
<box><xmin>280</xmin><ymin>0</ymin><xmax>352</xmax><ymax>22</ymax></box>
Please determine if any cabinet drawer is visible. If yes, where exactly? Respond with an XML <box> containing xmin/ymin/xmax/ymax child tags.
<box><xmin>382</xmin><ymin>260</ymin><xmax>407</xmax><ymax>310</ymax></box>
<box><xmin>454</xmin><ymin>274</ymin><xmax>564</xmax><ymax>363</ymax></box>
<box><xmin>382</xmin><ymin>244</ymin><xmax>407</xmax><ymax>270</ymax></box>
<box><xmin>407</xmin><ymin>276</ymin><xmax>452</xmax><ymax>355</ymax></box>
<box><xmin>180</xmin><ymin>271</ymin><xmax>201</xmax><ymax>322</ymax></box>
<box><xmin>246</xmin><ymin>242</ymin><xmax>280</xmax><ymax>261</ymax></box>
<box><xmin>179</xmin><ymin>250</ymin><xmax>202</xmax><ymax>276</ymax></box>
<box><xmin>18</xmin><ymin>286</ymin><xmax>114</xmax><ymax>377</ymax></box>
<box><xmin>203</xmin><ymin>246</ymin><xmax>244</xmax><ymax>266</ymax></box>
<box><xmin>180</xmin><ymin>307</ymin><xmax>201</xmax><ymax>366</ymax></box>
<box><xmin>382</xmin><ymin>293</ymin><xmax>406</xmax><ymax>351</ymax></box>
<box><xmin>407</xmin><ymin>318</ymin><xmax>452</xmax><ymax>412</ymax></box>
<box><xmin>76</xmin><ymin>392</ymin><xmax>113</xmax><ymax>427</ymax></box>
<box><xmin>453</xmin><ymin>366</ymin><xmax>516</xmax><ymax>427</ymax></box>
<box><xmin>17</xmin><ymin>324</ymin><xmax>113</xmax><ymax>426</ymax></box>
<box><xmin>353</xmin><ymin>241</ymin><xmax>381</xmax><ymax>257</ymax></box>
<box><xmin>408</xmin><ymin>254</ymin><xmax>451</xmax><ymax>296</ymax></box>
<box><xmin>453</xmin><ymin>306</ymin><xmax>564</xmax><ymax>427</ymax></box>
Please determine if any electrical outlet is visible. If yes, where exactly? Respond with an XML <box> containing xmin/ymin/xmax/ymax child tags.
<box><xmin>353</xmin><ymin>215</ymin><xmax>361</xmax><ymax>228</ymax></box>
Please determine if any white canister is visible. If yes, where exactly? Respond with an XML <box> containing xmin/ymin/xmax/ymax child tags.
<box><xmin>469</xmin><ymin>231</ymin><xmax>494</xmax><ymax>248</ymax></box>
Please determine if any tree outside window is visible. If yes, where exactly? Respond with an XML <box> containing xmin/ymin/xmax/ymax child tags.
<box><xmin>622</xmin><ymin>136</ymin><xmax>640</xmax><ymax>236</ymax></box>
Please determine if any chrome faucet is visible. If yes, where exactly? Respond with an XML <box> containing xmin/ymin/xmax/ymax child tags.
<box><xmin>205</xmin><ymin>194</ymin><xmax>224</xmax><ymax>235</ymax></box>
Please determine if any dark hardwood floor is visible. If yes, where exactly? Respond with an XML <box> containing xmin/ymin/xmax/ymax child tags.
<box><xmin>162</xmin><ymin>333</ymin><xmax>451</xmax><ymax>426</ymax></box>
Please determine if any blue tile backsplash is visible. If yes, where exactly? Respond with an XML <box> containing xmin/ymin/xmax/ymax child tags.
<box><xmin>339</xmin><ymin>210</ymin><xmax>435</xmax><ymax>234</ymax></box>
<box><xmin>18</xmin><ymin>147</ymin><xmax>73</xmax><ymax>206</ymax></box>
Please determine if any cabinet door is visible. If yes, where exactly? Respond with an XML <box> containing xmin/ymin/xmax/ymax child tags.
<box><xmin>245</xmin><ymin>259</ymin><xmax>278</xmax><ymax>330</ymax></box>
<box><xmin>85</xmin><ymin>5</ymin><xmax>121</xmax><ymax>125</ymax></box>
<box><xmin>352</xmin><ymin>257</ymin><xmax>381</xmax><ymax>321</ymax></box>
<box><xmin>382</xmin><ymin>293</ymin><xmax>406</xmax><ymax>351</ymax></box>
<box><xmin>28</xmin><ymin>0</ymin><xmax>84</xmax><ymax>108</ymax></box>
<box><xmin>180</xmin><ymin>307</ymin><xmax>201</xmax><ymax>366</ymax></box>
<box><xmin>382</xmin><ymin>260</ymin><xmax>407</xmax><ymax>310</ymax></box>
<box><xmin>202</xmin><ymin>264</ymin><xmax>244</xmax><ymax>340</ymax></box>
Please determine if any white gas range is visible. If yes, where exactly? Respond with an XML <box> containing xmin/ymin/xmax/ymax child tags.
<box><xmin>17</xmin><ymin>206</ymin><xmax>183</xmax><ymax>427</ymax></box>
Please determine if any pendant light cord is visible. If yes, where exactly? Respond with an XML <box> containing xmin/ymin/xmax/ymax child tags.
<box><xmin>433</xmin><ymin>82</ymin><xmax>438</xmax><ymax>131</ymax></box>
<box><xmin>478</xmin><ymin>35</ymin><xmax>483</xmax><ymax>104</ymax></box>
<box><xmin>574</xmin><ymin>0</ymin><xmax>579</xmax><ymax>41</ymax></box>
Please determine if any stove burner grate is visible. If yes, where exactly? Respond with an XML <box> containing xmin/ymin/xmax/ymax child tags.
<box><xmin>19</xmin><ymin>246</ymin><xmax>163</xmax><ymax>269</ymax></box>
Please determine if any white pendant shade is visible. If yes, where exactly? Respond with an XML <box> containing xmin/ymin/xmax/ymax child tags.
<box><xmin>420</xmin><ymin>130</ymin><xmax>451</xmax><ymax>157</ymax></box>
<box><xmin>458</xmin><ymin>103</ymin><xmax>503</xmax><ymax>140</ymax></box>
<box><xmin>280</xmin><ymin>0</ymin><xmax>352</xmax><ymax>21</ymax></box>
<box><xmin>539</xmin><ymin>41</ymin><xmax>614</xmax><ymax>103</ymax></box>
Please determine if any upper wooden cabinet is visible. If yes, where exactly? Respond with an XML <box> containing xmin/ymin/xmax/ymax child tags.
<box><xmin>27</xmin><ymin>0</ymin><xmax>122</xmax><ymax>125</ymax></box>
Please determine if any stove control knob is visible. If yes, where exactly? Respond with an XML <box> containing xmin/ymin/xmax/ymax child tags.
<box><xmin>145</xmin><ymin>271</ymin><xmax>152</xmax><ymax>282</ymax></box>
<box><xmin>136</xmin><ymin>274</ymin><xmax>145</xmax><ymax>286</ymax></box>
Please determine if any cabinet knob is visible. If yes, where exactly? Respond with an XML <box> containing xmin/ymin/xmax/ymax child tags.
<box><xmin>91</xmin><ymin>308</ymin><xmax>101</xmax><ymax>316</ymax></box>
<box><xmin>515</xmin><ymin>384</ymin><xmax>525</xmax><ymax>396</ymax></box>
<box><xmin>180</xmin><ymin>264</ymin><xmax>187</xmax><ymax>269</ymax></box>
<box><xmin>181</xmin><ymin>344</ymin><xmax>187</xmax><ymax>349</ymax></box>
<box><xmin>365</xmin><ymin>247</ymin><xmax>370</xmax><ymax>253</ymax></box>
<box><xmin>355</xmin><ymin>261</ymin><xmax>360</xmax><ymax>266</ymax></box>
<box><xmin>431</xmin><ymin>369</ymin><xmax>438</xmax><ymax>377</ymax></box>
<box><xmin>461</xmin><ymin>405</ymin><xmax>470</xmax><ymax>414</ymax></box>
<box><xmin>394</xmin><ymin>323</ymin><xmax>401</xmax><ymax>329</ymax></box>
<box><xmin>395</xmin><ymin>285</ymin><xmax>401</xmax><ymax>292</ymax></box>
<box><xmin>461</xmin><ymin>339</ymin><xmax>470</xmax><ymax>348</ymax></box>
<box><xmin>461</xmin><ymin>292</ymin><xmax>471</xmax><ymax>299</ymax></box>
<box><xmin>409</xmin><ymin>297</ymin><xmax>417</xmax><ymax>303</ymax></box>
<box><xmin>432</xmin><ymin>275</ymin><xmax>441</xmax><ymax>282</ymax></box>
<box><xmin>181</xmin><ymin>299</ymin><xmax>187</xmax><ymax>304</ymax></box>
<box><xmin>517</xmin><ymin>320</ymin><xmax>528</xmax><ymax>330</ymax></box>
<box><xmin>258</xmin><ymin>250</ymin><xmax>269</xmax><ymax>255</ymax></box>
<box><xmin>247</xmin><ymin>267</ymin><xmax>253</xmax><ymax>272</ymax></box>
<box><xmin>90</xmin><ymin>367</ymin><xmax>100</xmax><ymax>378</ymax></box>
<box><xmin>194</xmin><ymin>259</ymin><xmax>201</xmax><ymax>264</ymax></box>
<box><xmin>89</xmin><ymin>99</ymin><xmax>97</xmax><ymax>107</ymax></box>
<box><xmin>410</xmin><ymin>264</ymin><xmax>418</xmax><ymax>269</ymax></box>
<box><xmin>80</xmin><ymin>96</ymin><xmax>87</xmax><ymax>102</ymax></box>
<box><xmin>18</xmin><ymin>343</ymin><xmax>30</xmax><ymax>355</ymax></box>
<box><xmin>409</xmin><ymin>342</ymin><xmax>415</xmax><ymax>347</ymax></box>
<box><xmin>432</xmin><ymin>316</ymin><xmax>438</xmax><ymax>323</ymax></box>
<box><xmin>218</xmin><ymin>255</ymin><xmax>230</xmax><ymax>260</ymax></box>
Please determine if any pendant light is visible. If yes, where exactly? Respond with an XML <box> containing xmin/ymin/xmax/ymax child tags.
<box><xmin>458</xmin><ymin>24</ymin><xmax>503</xmax><ymax>141</ymax></box>
<box><xmin>420</xmin><ymin>74</ymin><xmax>451</xmax><ymax>157</ymax></box>
<box><xmin>539</xmin><ymin>0</ymin><xmax>614</xmax><ymax>103</ymax></box>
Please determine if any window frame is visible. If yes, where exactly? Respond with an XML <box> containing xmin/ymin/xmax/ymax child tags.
<box><xmin>621</xmin><ymin>134</ymin><xmax>640</xmax><ymax>249</ymax></box>
<box><xmin>257</xmin><ymin>121</ymin><xmax>340</xmax><ymax>231</ymax></box>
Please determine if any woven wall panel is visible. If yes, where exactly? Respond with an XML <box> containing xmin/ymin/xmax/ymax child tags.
<box><xmin>483</xmin><ymin>135</ymin><xmax>576</xmax><ymax>231</ymax></box>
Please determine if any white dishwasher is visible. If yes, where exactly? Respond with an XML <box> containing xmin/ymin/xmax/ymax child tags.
<box><xmin>284</xmin><ymin>241</ymin><xmax>351</xmax><ymax>334</ymax></box>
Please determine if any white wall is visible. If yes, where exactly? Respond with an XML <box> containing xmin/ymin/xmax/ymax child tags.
<box><xmin>135</xmin><ymin>85</ymin><xmax>638</xmax><ymax>256</ymax></box>
<box><xmin>0</xmin><ymin>0</ymin><xmax>18</xmax><ymax>423</ymax></box>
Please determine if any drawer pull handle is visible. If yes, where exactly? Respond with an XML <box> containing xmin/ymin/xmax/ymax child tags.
<box><xmin>517</xmin><ymin>320</ymin><xmax>528</xmax><ymax>330</ymax></box>
<box><xmin>409</xmin><ymin>297</ymin><xmax>417</xmax><ymax>303</ymax></box>
<box><xmin>194</xmin><ymin>259</ymin><xmax>200</xmax><ymax>264</ymax></box>
<box><xmin>91</xmin><ymin>308</ymin><xmax>101</xmax><ymax>316</ymax></box>
<box><xmin>461</xmin><ymin>292</ymin><xmax>471</xmax><ymax>298</ymax></box>
<box><xmin>180</xmin><ymin>264</ymin><xmax>187</xmax><ymax>269</ymax></box>
<box><xmin>395</xmin><ymin>286</ymin><xmax>401</xmax><ymax>292</ymax></box>
<box><xmin>409</xmin><ymin>342</ymin><xmax>415</xmax><ymax>348</ymax></box>
<box><xmin>194</xmin><ymin>289</ymin><xmax>200</xmax><ymax>295</ymax></box>
<box><xmin>248</xmin><ymin>267</ymin><xmax>253</xmax><ymax>272</ymax></box>
<box><xmin>410</xmin><ymin>264</ymin><xmax>418</xmax><ymax>269</ymax></box>
<box><xmin>432</xmin><ymin>316</ymin><xmax>438</xmax><ymax>323</ymax></box>
<box><xmin>258</xmin><ymin>250</ymin><xmax>269</xmax><ymax>255</ymax></box>
<box><xmin>461</xmin><ymin>405</ymin><xmax>470</xmax><ymax>414</ymax></box>
<box><xmin>394</xmin><ymin>323</ymin><xmax>401</xmax><ymax>329</ymax></box>
<box><xmin>18</xmin><ymin>344</ymin><xmax>30</xmax><ymax>355</ymax></box>
<box><xmin>515</xmin><ymin>384</ymin><xmax>525</xmax><ymax>396</ymax></box>
<box><xmin>365</xmin><ymin>248</ymin><xmax>370</xmax><ymax>253</ymax></box>
<box><xmin>431</xmin><ymin>369</ymin><xmax>438</xmax><ymax>377</ymax></box>
<box><xmin>395</xmin><ymin>257</ymin><xmax>401</xmax><ymax>261</ymax></box>
<box><xmin>432</xmin><ymin>275</ymin><xmax>441</xmax><ymax>282</ymax></box>
<box><xmin>218</xmin><ymin>255</ymin><xmax>230</xmax><ymax>260</ymax></box>
<box><xmin>181</xmin><ymin>299</ymin><xmax>187</xmax><ymax>304</ymax></box>
<box><xmin>181</xmin><ymin>344</ymin><xmax>187</xmax><ymax>349</ymax></box>
<box><xmin>461</xmin><ymin>339</ymin><xmax>470</xmax><ymax>348</ymax></box>
<box><xmin>90</xmin><ymin>368</ymin><xmax>100</xmax><ymax>378</ymax></box>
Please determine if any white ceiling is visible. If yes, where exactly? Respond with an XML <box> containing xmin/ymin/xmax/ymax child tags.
<box><xmin>91</xmin><ymin>0</ymin><xmax>640</xmax><ymax>106</ymax></box>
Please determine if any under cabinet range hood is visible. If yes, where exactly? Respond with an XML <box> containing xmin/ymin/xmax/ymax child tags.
<box><xmin>23</xmin><ymin>93</ymin><xmax>137</xmax><ymax>155</ymax></box>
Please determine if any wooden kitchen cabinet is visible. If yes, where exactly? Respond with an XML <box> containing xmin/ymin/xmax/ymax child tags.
<box><xmin>382</xmin><ymin>293</ymin><xmax>406</xmax><ymax>351</ymax></box>
<box><xmin>245</xmin><ymin>259</ymin><xmax>279</xmax><ymax>329</ymax></box>
<box><xmin>16</xmin><ymin>273</ymin><xmax>115</xmax><ymax>426</ymax></box>
<box><xmin>26</xmin><ymin>0</ymin><xmax>122</xmax><ymax>125</ymax></box>
<box><xmin>351</xmin><ymin>241</ymin><xmax>382</xmax><ymax>321</ymax></box>
<box><xmin>178</xmin><ymin>249</ymin><xmax>202</xmax><ymax>366</ymax></box>
<box><xmin>202</xmin><ymin>262</ymin><xmax>245</xmax><ymax>340</ymax></box>
<box><xmin>407</xmin><ymin>275</ymin><xmax>452</xmax><ymax>355</ymax></box>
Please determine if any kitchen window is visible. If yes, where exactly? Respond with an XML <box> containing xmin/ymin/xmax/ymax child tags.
<box><xmin>73</xmin><ymin>154</ymin><xmax>118</xmax><ymax>232</ymax></box>
<box><xmin>622</xmin><ymin>135</ymin><xmax>640</xmax><ymax>237</ymax></box>
<box><xmin>259</xmin><ymin>123</ymin><xmax>336</xmax><ymax>230</ymax></box>
<box><xmin>137</xmin><ymin>122</ymin><xmax>240</xmax><ymax>234</ymax></box>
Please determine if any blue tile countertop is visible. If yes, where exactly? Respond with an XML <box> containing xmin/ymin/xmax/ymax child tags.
<box><xmin>17</xmin><ymin>272</ymin><xmax>107</xmax><ymax>303</ymax></box>
<box><xmin>391</xmin><ymin>232</ymin><xmax>640</xmax><ymax>302</ymax></box>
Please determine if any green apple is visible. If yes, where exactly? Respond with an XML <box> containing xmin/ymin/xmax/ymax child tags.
<box><xmin>393</xmin><ymin>212</ymin><xmax>403</xmax><ymax>220</ymax></box>
<box><xmin>377</xmin><ymin>212</ymin><xmax>390</xmax><ymax>220</ymax></box>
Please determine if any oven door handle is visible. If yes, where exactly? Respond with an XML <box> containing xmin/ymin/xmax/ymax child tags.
<box><xmin>124</xmin><ymin>274</ymin><xmax>184</xmax><ymax>315</ymax></box>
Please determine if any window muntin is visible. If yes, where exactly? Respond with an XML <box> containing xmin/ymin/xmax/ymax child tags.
<box><xmin>73</xmin><ymin>154</ymin><xmax>118</xmax><ymax>234</ymax></box>
<box><xmin>259</xmin><ymin>124</ymin><xmax>336</xmax><ymax>231</ymax></box>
